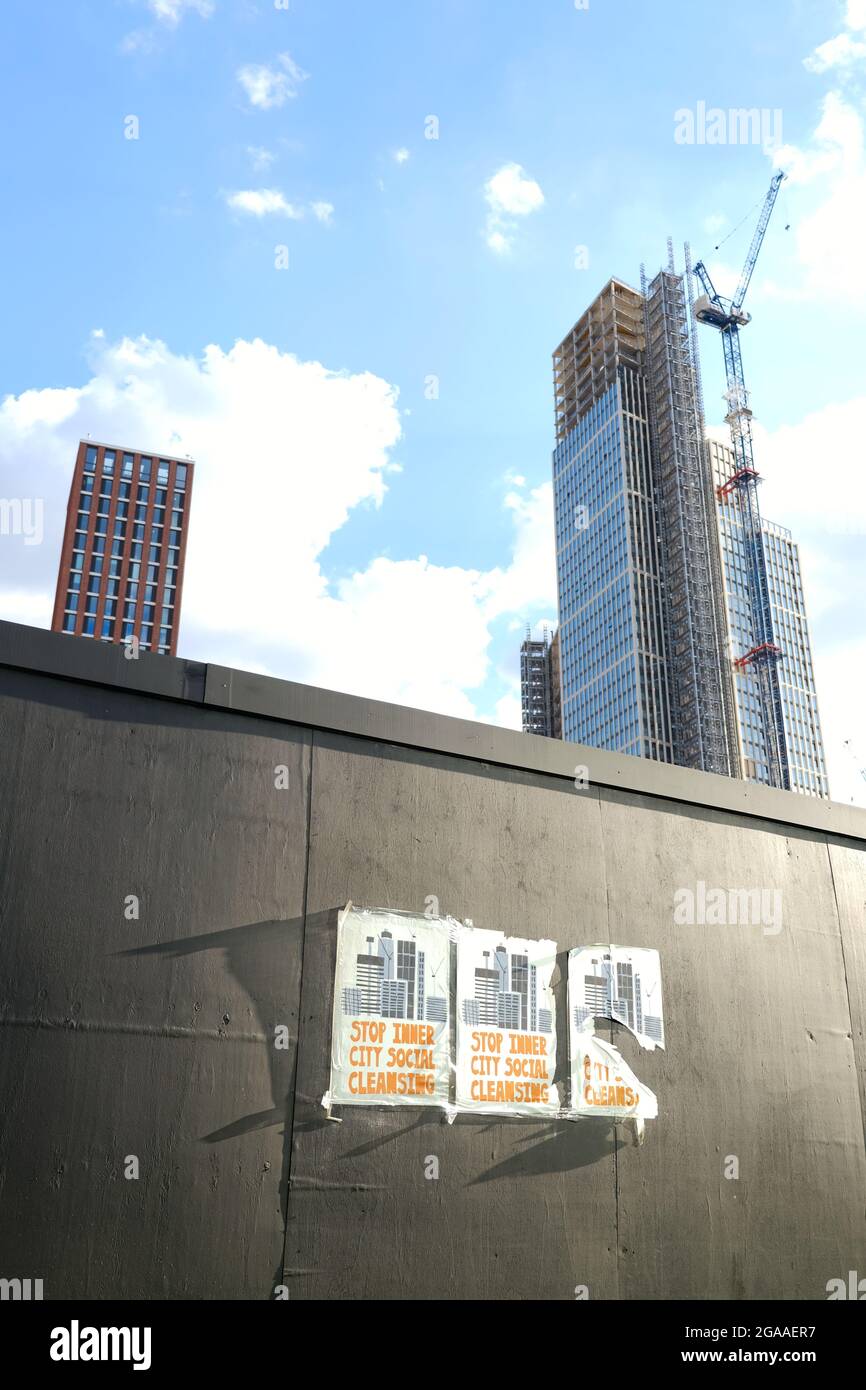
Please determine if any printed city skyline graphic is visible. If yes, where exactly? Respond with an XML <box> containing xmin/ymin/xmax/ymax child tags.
<box><xmin>341</xmin><ymin>930</ymin><xmax>447</xmax><ymax>1023</ymax></box>
<box><xmin>461</xmin><ymin>945</ymin><xmax>552</xmax><ymax>1033</ymax></box>
<box><xmin>572</xmin><ymin>949</ymin><xmax>663</xmax><ymax>1045</ymax></box>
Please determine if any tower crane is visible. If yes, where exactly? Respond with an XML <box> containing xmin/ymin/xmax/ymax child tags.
<box><xmin>692</xmin><ymin>171</ymin><xmax>789</xmax><ymax>790</ymax></box>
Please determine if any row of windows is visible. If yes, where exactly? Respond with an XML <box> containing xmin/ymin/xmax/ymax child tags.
<box><xmin>68</xmin><ymin>573</ymin><xmax>176</xmax><ymax>602</ymax></box>
<box><xmin>66</xmin><ymin>552</ymin><xmax>178</xmax><ymax>587</ymax></box>
<box><xmin>62</xmin><ymin>611</ymin><xmax>173</xmax><ymax>651</ymax></box>
<box><xmin>78</xmin><ymin>472</ymin><xmax>185</xmax><ymax>515</ymax></box>
<box><xmin>70</xmin><ymin>535</ymin><xmax>181</xmax><ymax>567</ymax></box>
<box><xmin>76</xmin><ymin>512</ymin><xmax>183</xmax><ymax>544</ymax></box>
<box><xmin>65</xmin><ymin>590</ymin><xmax>175</xmax><ymax>624</ymax></box>
<box><xmin>64</xmin><ymin>569</ymin><xmax>177</xmax><ymax>612</ymax></box>
<box><xmin>73</xmin><ymin>491</ymin><xmax>182</xmax><ymax>526</ymax></box>
<box><xmin>78</xmin><ymin>490</ymin><xmax>184</xmax><ymax>524</ymax></box>
<box><xmin>84</xmin><ymin>445</ymin><xmax>188</xmax><ymax>490</ymax></box>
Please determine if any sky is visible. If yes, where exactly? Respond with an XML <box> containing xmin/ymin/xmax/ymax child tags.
<box><xmin>0</xmin><ymin>0</ymin><xmax>864</xmax><ymax>805</ymax></box>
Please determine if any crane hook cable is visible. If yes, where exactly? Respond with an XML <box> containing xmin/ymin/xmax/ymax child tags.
<box><xmin>713</xmin><ymin>186</ymin><xmax>781</xmax><ymax>252</ymax></box>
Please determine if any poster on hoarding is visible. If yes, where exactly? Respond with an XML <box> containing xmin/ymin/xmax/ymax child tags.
<box><xmin>567</xmin><ymin>944</ymin><xmax>664</xmax><ymax>1051</ymax></box>
<box><xmin>324</xmin><ymin>904</ymin><xmax>451</xmax><ymax>1109</ymax></box>
<box><xmin>568</xmin><ymin>1024</ymin><xmax>658</xmax><ymax>1120</ymax></box>
<box><xmin>566</xmin><ymin>943</ymin><xmax>663</xmax><ymax>1123</ymax></box>
<box><xmin>454</xmin><ymin>927</ymin><xmax>559</xmax><ymax>1116</ymax></box>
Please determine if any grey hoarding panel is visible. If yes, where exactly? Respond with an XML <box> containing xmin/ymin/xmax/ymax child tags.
<box><xmin>1</xmin><ymin>1028</ymin><xmax>287</xmax><ymax>1299</ymax></box>
<box><xmin>0</xmin><ymin>667</ymin><xmax>310</xmax><ymax>1298</ymax></box>
<box><xmin>285</xmin><ymin>734</ymin><xmax>618</xmax><ymax>1300</ymax></box>
<box><xmin>0</xmin><ymin>618</ymin><xmax>205</xmax><ymax>704</ymax></box>
<box><xmin>3</xmin><ymin>622</ymin><xmax>863</xmax><ymax>839</ymax></box>
<box><xmin>199</xmin><ymin>656</ymin><xmax>862</xmax><ymax>840</ymax></box>
<box><xmin>828</xmin><ymin>840</ymin><xmax>866</xmax><ymax>1157</ymax></box>
<box><xmin>1</xmin><ymin>629</ymin><xmax>866</xmax><ymax>1299</ymax></box>
<box><xmin>598</xmin><ymin>789</ymin><xmax>866</xmax><ymax>1299</ymax></box>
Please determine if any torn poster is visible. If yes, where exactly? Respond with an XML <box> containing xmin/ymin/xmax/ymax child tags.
<box><xmin>325</xmin><ymin>904</ymin><xmax>451</xmax><ymax>1108</ymax></box>
<box><xmin>454</xmin><ymin>926</ymin><xmax>559</xmax><ymax>1116</ymax></box>
<box><xmin>568</xmin><ymin>1025</ymin><xmax>658</xmax><ymax>1120</ymax></box>
<box><xmin>567</xmin><ymin>944</ymin><xmax>664</xmax><ymax>1051</ymax></box>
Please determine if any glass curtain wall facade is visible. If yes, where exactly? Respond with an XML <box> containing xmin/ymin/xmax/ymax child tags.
<box><xmin>553</xmin><ymin>278</ymin><xmax>670</xmax><ymax>761</ymax></box>
<box><xmin>709</xmin><ymin>437</ymin><xmax>828</xmax><ymax>796</ymax></box>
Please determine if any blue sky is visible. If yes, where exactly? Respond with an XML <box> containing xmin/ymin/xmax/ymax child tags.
<box><xmin>1</xmin><ymin>0</ymin><xmax>865</xmax><ymax>803</ymax></box>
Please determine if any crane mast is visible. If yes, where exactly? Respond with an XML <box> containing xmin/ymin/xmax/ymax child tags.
<box><xmin>692</xmin><ymin>172</ymin><xmax>789</xmax><ymax>790</ymax></box>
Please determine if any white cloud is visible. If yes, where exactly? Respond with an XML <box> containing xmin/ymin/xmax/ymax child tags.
<box><xmin>490</xmin><ymin>685</ymin><xmax>522</xmax><ymax>732</ymax></box>
<box><xmin>480</xmin><ymin>486</ymin><xmax>557</xmax><ymax>621</ymax></box>
<box><xmin>774</xmin><ymin>90</ymin><xmax>863</xmax><ymax>184</ymax></box>
<box><xmin>703</xmin><ymin>212</ymin><xmax>728</xmax><ymax>237</ymax></box>
<box><xmin>756</xmin><ymin>397</ymin><xmax>866</xmax><ymax>556</ymax></box>
<box><xmin>247</xmin><ymin>146</ymin><xmax>276</xmax><ymax>172</ymax></box>
<box><xmin>0</xmin><ymin>335</ymin><xmax>556</xmax><ymax>727</ymax></box>
<box><xmin>121</xmin><ymin>0</ymin><xmax>213</xmax><ymax>55</ymax></box>
<box><xmin>2</xmin><ymin>385</ymin><xmax>80</xmax><ymax>431</ymax></box>
<box><xmin>225</xmin><ymin>189</ymin><xmax>305</xmax><ymax>218</ymax></box>
<box><xmin>120</xmin><ymin>30</ymin><xmax>157</xmax><ymax>56</ymax></box>
<box><xmin>806</xmin><ymin>638</ymin><xmax>866</xmax><ymax>806</ymax></box>
<box><xmin>751</xmin><ymin>396</ymin><xmax>866</xmax><ymax>807</ymax></box>
<box><xmin>780</xmin><ymin>8</ymin><xmax>866</xmax><ymax>308</ymax></box>
<box><xmin>763</xmin><ymin>92</ymin><xmax>866</xmax><ymax>303</ymax></box>
<box><xmin>483</xmin><ymin>162</ymin><xmax>545</xmax><ymax>254</ymax></box>
<box><xmin>486</xmin><ymin>164</ymin><xmax>546</xmax><ymax>217</ymax></box>
<box><xmin>805</xmin><ymin>33</ymin><xmax>866</xmax><ymax>73</ymax></box>
<box><xmin>393</xmin><ymin>148</ymin><xmax>410</xmax><ymax>164</ymax></box>
<box><xmin>148</xmin><ymin>0</ymin><xmax>214</xmax><ymax>22</ymax></box>
<box><xmin>804</xmin><ymin>0</ymin><xmax>866</xmax><ymax>72</ymax></box>
<box><xmin>225</xmin><ymin>191</ymin><xmax>334</xmax><ymax>222</ymax></box>
<box><xmin>0</xmin><ymin>589</ymin><xmax>53</xmax><ymax>626</ymax></box>
<box><xmin>237</xmin><ymin>53</ymin><xmax>309</xmax><ymax>110</ymax></box>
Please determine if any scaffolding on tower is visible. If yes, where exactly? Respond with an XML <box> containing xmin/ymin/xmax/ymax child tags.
<box><xmin>639</xmin><ymin>240</ymin><xmax>739</xmax><ymax>778</ymax></box>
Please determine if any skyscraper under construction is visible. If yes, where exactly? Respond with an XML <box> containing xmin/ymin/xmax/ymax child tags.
<box><xmin>550</xmin><ymin>250</ymin><xmax>826</xmax><ymax>796</ymax></box>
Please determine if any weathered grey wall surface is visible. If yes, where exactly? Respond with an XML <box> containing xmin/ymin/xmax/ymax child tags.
<box><xmin>0</xmin><ymin>620</ymin><xmax>864</xmax><ymax>1300</ymax></box>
